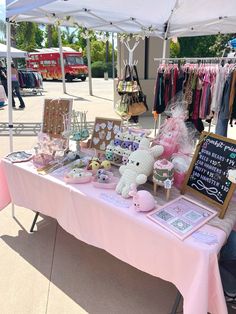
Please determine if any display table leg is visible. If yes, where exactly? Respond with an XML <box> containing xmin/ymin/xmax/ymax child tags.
<box><xmin>170</xmin><ymin>291</ymin><xmax>182</xmax><ymax>314</ymax></box>
<box><xmin>30</xmin><ymin>211</ymin><xmax>39</xmax><ymax>232</ymax></box>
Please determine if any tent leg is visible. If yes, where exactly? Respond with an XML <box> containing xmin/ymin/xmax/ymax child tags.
<box><xmin>30</xmin><ymin>211</ymin><xmax>40</xmax><ymax>232</ymax></box>
<box><xmin>162</xmin><ymin>38</ymin><xmax>167</xmax><ymax>59</ymax></box>
<box><xmin>6</xmin><ymin>19</ymin><xmax>13</xmax><ymax>153</ymax></box>
<box><xmin>156</xmin><ymin>38</ymin><xmax>168</xmax><ymax>132</ymax></box>
<box><xmin>87</xmin><ymin>38</ymin><xmax>93</xmax><ymax>96</ymax></box>
<box><xmin>112</xmin><ymin>32</ymin><xmax>115</xmax><ymax>79</ymax></box>
<box><xmin>170</xmin><ymin>291</ymin><xmax>182</xmax><ymax>314</ymax></box>
<box><xmin>58</xmin><ymin>26</ymin><xmax>66</xmax><ymax>94</ymax></box>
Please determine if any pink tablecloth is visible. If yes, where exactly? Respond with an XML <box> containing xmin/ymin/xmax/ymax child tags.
<box><xmin>0</xmin><ymin>160</ymin><xmax>11</xmax><ymax>209</ymax></box>
<box><xmin>0</xmin><ymin>160</ymin><xmax>230</xmax><ymax>314</ymax></box>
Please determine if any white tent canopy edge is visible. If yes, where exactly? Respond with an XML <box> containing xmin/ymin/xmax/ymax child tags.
<box><xmin>0</xmin><ymin>43</ymin><xmax>27</xmax><ymax>58</ymax></box>
<box><xmin>6</xmin><ymin>0</ymin><xmax>236</xmax><ymax>38</ymax></box>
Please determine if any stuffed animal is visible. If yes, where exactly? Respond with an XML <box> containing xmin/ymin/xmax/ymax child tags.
<box><xmin>96</xmin><ymin>169</ymin><xmax>111</xmax><ymax>183</ymax></box>
<box><xmin>67</xmin><ymin>169</ymin><xmax>90</xmax><ymax>178</ymax></box>
<box><xmin>132</xmin><ymin>134</ymin><xmax>145</xmax><ymax>151</ymax></box>
<box><xmin>113</xmin><ymin>146</ymin><xmax>124</xmax><ymax>164</ymax></box>
<box><xmin>105</xmin><ymin>142</ymin><xmax>115</xmax><ymax>161</ymax></box>
<box><xmin>121</xmin><ymin>131</ymin><xmax>134</xmax><ymax>149</ymax></box>
<box><xmin>116</xmin><ymin>138</ymin><xmax>164</xmax><ymax>198</ymax></box>
<box><xmin>100</xmin><ymin>160</ymin><xmax>111</xmax><ymax>170</ymax></box>
<box><xmin>87</xmin><ymin>157</ymin><xmax>100</xmax><ymax>171</ymax></box>
<box><xmin>122</xmin><ymin>148</ymin><xmax>132</xmax><ymax>165</ymax></box>
<box><xmin>67</xmin><ymin>151</ymin><xmax>80</xmax><ymax>161</ymax></box>
<box><xmin>114</xmin><ymin>131</ymin><xmax>124</xmax><ymax>146</ymax></box>
<box><xmin>129</xmin><ymin>184</ymin><xmax>156</xmax><ymax>212</ymax></box>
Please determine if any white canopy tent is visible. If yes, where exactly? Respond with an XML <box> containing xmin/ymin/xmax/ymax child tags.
<box><xmin>6</xmin><ymin>0</ymin><xmax>236</xmax><ymax>38</ymax></box>
<box><xmin>5</xmin><ymin>0</ymin><xmax>236</xmax><ymax>153</ymax></box>
<box><xmin>0</xmin><ymin>43</ymin><xmax>27</xmax><ymax>58</ymax></box>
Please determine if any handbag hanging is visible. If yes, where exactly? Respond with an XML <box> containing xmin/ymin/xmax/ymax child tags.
<box><xmin>114</xmin><ymin>94</ymin><xmax>130</xmax><ymax>119</ymax></box>
<box><xmin>128</xmin><ymin>92</ymin><xmax>148</xmax><ymax>116</ymax></box>
<box><xmin>117</xmin><ymin>65</ymin><xmax>140</xmax><ymax>95</ymax></box>
<box><xmin>128</xmin><ymin>65</ymin><xmax>148</xmax><ymax>116</ymax></box>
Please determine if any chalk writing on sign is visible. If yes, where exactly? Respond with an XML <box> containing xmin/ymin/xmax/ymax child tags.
<box><xmin>187</xmin><ymin>135</ymin><xmax>236</xmax><ymax>205</ymax></box>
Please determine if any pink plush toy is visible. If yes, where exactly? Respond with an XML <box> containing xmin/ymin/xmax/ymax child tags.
<box><xmin>129</xmin><ymin>184</ymin><xmax>156</xmax><ymax>212</ymax></box>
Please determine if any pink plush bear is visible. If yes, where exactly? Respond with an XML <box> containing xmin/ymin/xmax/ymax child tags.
<box><xmin>129</xmin><ymin>184</ymin><xmax>156</xmax><ymax>212</ymax></box>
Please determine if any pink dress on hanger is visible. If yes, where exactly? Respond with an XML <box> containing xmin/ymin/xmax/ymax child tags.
<box><xmin>199</xmin><ymin>72</ymin><xmax>211</xmax><ymax>119</ymax></box>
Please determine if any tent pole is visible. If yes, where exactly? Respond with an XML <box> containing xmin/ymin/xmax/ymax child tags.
<box><xmin>156</xmin><ymin>38</ymin><xmax>168</xmax><ymax>132</ymax></box>
<box><xmin>86</xmin><ymin>38</ymin><xmax>93</xmax><ymax>96</ymax></box>
<box><xmin>112</xmin><ymin>32</ymin><xmax>115</xmax><ymax>79</ymax></box>
<box><xmin>6</xmin><ymin>20</ymin><xmax>13</xmax><ymax>153</ymax></box>
<box><xmin>162</xmin><ymin>39</ymin><xmax>167</xmax><ymax>59</ymax></box>
<box><xmin>6</xmin><ymin>19</ymin><xmax>15</xmax><ymax>218</ymax></box>
<box><xmin>58</xmin><ymin>26</ymin><xmax>66</xmax><ymax>94</ymax></box>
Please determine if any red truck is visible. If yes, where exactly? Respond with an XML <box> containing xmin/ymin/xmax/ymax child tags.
<box><xmin>26</xmin><ymin>47</ymin><xmax>88</xmax><ymax>82</ymax></box>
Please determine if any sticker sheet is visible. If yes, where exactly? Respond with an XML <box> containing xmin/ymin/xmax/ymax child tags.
<box><xmin>90</xmin><ymin>117</ymin><xmax>122</xmax><ymax>151</ymax></box>
<box><xmin>147</xmin><ymin>196</ymin><xmax>217</xmax><ymax>240</ymax></box>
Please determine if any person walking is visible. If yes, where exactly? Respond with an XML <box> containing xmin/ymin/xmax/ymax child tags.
<box><xmin>11</xmin><ymin>62</ymin><xmax>25</xmax><ymax>109</ymax></box>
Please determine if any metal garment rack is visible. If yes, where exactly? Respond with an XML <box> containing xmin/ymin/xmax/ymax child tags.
<box><xmin>154</xmin><ymin>56</ymin><xmax>236</xmax><ymax>62</ymax></box>
<box><xmin>18</xmin><ymin>69</ymin><xmax>44</xmax><ymax>96</ymax></box>
<box><xmin>153</xmin><ymin>56</ymin><xmax>236</xmax><ymax>134</ymax></box>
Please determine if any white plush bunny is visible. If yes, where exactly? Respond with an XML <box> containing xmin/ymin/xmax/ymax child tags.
<box><xmin>116</xmin><ymin>138</ymin><xmax>164</xmax><ymax>198</ymax></box>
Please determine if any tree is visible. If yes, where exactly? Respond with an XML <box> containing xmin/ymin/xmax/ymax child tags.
<box><xmin>45</xmin><ymin>25</ymin><xmax>59</xmax><ymax>47</ymax></box>
<box><xmin>209</xmin><ymin>34</ymin><xmax>236</xmax><ymax>56</ymax></box>
<box><xmin>0</xmin><ymin>20</ymin><xmax>5</xmax><ymax>42</ymax></box>
<box><xmin>171</xmin><ymin>34</ymin><xmax>236</xmax><ymax>58</ymax></box>
<box><xmin>177</xmin><ymin>36</ymin><xmax>217</xmax><ymax>57</ymax></box>
<box><xmin>170</xmin><ymin>39</ymin><xmax>180</xmax><ymax>58</ymax></box>
<box><xmin>62</xmin><ymin>27</ymin><xmax>78</xmax><ymax>45</ymax></box>
<box><xmin>14</xmin><ymin>22</ymin><xmax>43</xmax><ymax>51</ymax></box>
<box><xmin>46</xmin><ymin>25</ymin><xmax>53</xmax><ymax>47</ymax></box>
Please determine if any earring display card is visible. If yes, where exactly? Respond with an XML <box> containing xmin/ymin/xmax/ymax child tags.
<box><xmin>147</xmin><ymin>196</ymin><xmax>217</xmax><ymax>240</ymax></box>
<box><xmin>90</xmin><ymin>117</ymin><xmax>122</xmax><ymax>152</ymax></box>
<box><xmin>42</xmin><ymin>99</ymin><xmax>72</xmax><ymax>138</ymax></box>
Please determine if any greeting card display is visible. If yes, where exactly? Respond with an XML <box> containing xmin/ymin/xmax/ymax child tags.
<box><xmin>90</xmin><ymin>117</ymin><xmax>122</xmax><ymax>152</ymax></box>
<box><xmin>181</xmin><ymin>132</ymin><xmax>236</xmax><ymax>218</ymax></box>
<box><xmin>147</xmin><ymin>196</ymin><xmax>217</xmax><ymax>240</ymax></box>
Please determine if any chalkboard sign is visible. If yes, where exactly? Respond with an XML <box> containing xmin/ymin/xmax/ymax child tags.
<box><xmin>182</xmin><ymin>132</ymin><xmax>236</xmax><ymax>218</ymax></box>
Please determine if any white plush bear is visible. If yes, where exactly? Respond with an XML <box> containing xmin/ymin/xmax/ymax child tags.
<box><xmin>116</xmin><ymin>138</ymin><xmax>164</xmax><ymax>198</ymax></box>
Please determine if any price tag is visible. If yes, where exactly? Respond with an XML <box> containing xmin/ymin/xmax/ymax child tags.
<box><xmin>164</xmin><ymin>179</ymin><xmax>172</xmax><ymax>189</ymax></box>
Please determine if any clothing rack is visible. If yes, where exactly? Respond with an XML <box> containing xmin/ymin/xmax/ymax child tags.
<box><xmin>154</xmin><ymin>56</ymin><xmax>236</xmax><ymax>62</ymax></box>
<box><xmin>153</xmin><ymin>56</ymin><xmax>236</xmax><ymax>135</ymax></box>
<box><xmin>18</xmin><ymin>69</ymin><xmax>44</xmax><ymax>96</ymax></box>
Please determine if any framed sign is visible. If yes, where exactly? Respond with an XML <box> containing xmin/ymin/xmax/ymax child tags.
<box><xmin>147</xmin><ymin>196</ymin><xmax>217</xmax><ymax>240</ymax></box>
<box><xmin>90</xmin><ymin>117</ymin><xmax>122</xmax><ymax>151</ymax></box>
<box><xmin>181</xmin><ymin>132</ymin><xmax>236</xmax><ymax>218</ymax></box>
<box><xmin>42</xmin><ymin>98</ymin><xmax>72</xmax><ymax>138</ymax></box>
